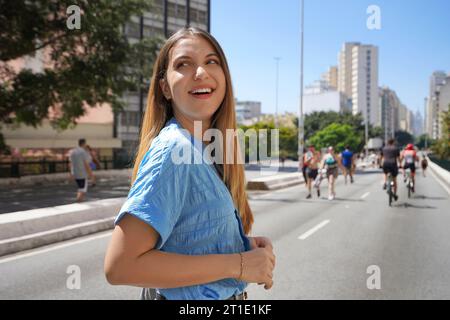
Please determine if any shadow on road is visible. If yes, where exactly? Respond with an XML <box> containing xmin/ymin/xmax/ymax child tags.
<box><xmin>392</xmin><ymin>202</ymin><xmax>437</xmax><ymax>209</ymax></box>
<box><xmin>412</xmin><ymin>194</ymin><xmax>447</xmax><ymax>200</ymax></box>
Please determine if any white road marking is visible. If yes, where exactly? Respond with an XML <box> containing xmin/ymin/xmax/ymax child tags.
<box><xmin>360</xmin><ymin>192</ymin><xmax>370</xmax><ymax>199</ymax></box>
<box><xmin>0</xmin><ymin>231</ymin><xmax>112</xmax><ymax>265</ymax></box>
<box><xmin>298</xmin><ymin>220</ymin><xmax>330</xmax><ymax>240</ymax></box>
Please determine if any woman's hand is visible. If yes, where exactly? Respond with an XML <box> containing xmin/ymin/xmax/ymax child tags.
<box><xmin>249</xmin><ymin>236</ymin><xmax>273</xmax><ymax>251</ymax></box>
<box><xmin>241</xmin><ymin>248</ymin><xmax>275</xmax><ymax>290</ymax></box>
<box><xmin>243</xmin><ymin>236</ymin><xmax>275</xmax><ymax>290</ymax></box>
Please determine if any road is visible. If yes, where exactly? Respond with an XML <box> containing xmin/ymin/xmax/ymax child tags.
<box><xmin>1</xmin><ymin>167</ymin><xmax>449</xmax><ymax>299</ymax></box>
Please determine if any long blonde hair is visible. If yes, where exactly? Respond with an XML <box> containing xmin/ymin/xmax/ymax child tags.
<box><xmin>132</xmin><ymin>27</ymin><xmax>253</xmax><ymax>234</ymax></box>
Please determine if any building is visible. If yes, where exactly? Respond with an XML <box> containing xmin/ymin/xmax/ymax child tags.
<box><xmin>303</xmin><ymin>80</ymin><xmax>348</xmax><ymax>114</ymax></box>
<box><xmin>321</xmin><ymin>66</ymin><xmax>338</xmax><ymax>90</ymax></box>
<box><xmin>3</xmin><ymin>104</ymin><xmax>121</xmax><ymax>159</ymax></box>
<box><xmin>235</xmin><ymin>100</ymin><xmax>262</xmax><ymax>125</ymax></box>
<box><xmin>413</xmin><ymin>110</ymin><xmax>423</xmax><ymax>136</ymax></box>
<box><xmin>118</xmin><ymin>0</ymin><xmax>211</xmax><ymax>159</ymax></box>
<box><xmin>426</xmin><ymin>71</ymin><xmax>447</xmax><ymax>139</ymax></box>
<box><xmin>338</xmin><ymin>42</ymin><xmax>379</xmax><ymax>126</ymax></box>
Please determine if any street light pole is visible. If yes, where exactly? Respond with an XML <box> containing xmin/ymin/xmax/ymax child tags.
<box><xmin>298</xmin><ymin>0</ymin><xmax>305</xmax><ymax>172</ymax></box>
<box><xmin>274</xmin><ymin>57</ymin><xmax>281</xmax><ymax>128</ymax></box>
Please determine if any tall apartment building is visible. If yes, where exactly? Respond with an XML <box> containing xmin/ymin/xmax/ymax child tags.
<box><xmin>321</xmin><ymin>66</ymin><xmax>338</xmax><ymax>90</ymax></box>
<box><xmin>118</xmin><ymin>0</ymin><xmax>211</xmax><ymax>158</ymax></box>
<box><xmin>426</xmin><ymin>71</ymin><xmax>449</xmax><ymax>139</ymax></box>
<box><xmin>338</xmin><ymin>43</ymin><xmax>379</xmax><ymax>126</ymax></box>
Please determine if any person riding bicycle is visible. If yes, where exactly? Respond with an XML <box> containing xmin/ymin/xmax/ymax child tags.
<box><xmin>400</xmin><ymin>143</ymin><xmax>419</xmax><ymax>192</ymax></box>
<box><xmin>380</xmin><ymin>138</ymin><xmax>400</xmax><ymax>201</ymax></box>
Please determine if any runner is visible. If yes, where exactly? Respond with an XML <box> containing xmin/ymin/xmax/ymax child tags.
<box><xmin>340</xmin><ymin>145</ymin><xmax>354</xmax><ymax>184</ymax></box>
<box><xmin>304</xmin><ymin>145</ymin><xmax>321</xmax><ymax>199</ymax></box>
<box><xmin>321</xmin><ymin>146</ymin><xmax>341</xmax><ymax>200</ymax></box>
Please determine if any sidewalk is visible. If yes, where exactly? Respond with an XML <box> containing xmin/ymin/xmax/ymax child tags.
<box><xmin>0</xmin><ymin>165</ymin><xmax>305</xmax><ymax>257</ymax></box>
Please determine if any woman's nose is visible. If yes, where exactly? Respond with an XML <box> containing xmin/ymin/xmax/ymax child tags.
<box><xmin>194</xmin><ymin>66</ymin><xmax>209</xmax><ymax>80</ymax></box>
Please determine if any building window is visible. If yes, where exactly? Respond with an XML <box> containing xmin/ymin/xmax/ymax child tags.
<box><xmin>168</xmin><ymin>2</ymin><xmax>187</xmax><ymax>20</ymax></box>
<box><xmin>125</xmin><ymin>22</ymin><xmax>140</xmax><ymax>39</ymax></box>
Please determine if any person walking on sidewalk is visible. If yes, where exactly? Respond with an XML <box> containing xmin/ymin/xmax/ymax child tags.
<box><xmin>69</xmin><ymin>138</ymin><xmax>94</xmax><ymax>202</ymax></box>
<box><xmin>85</xmin><ymin>145</ymin><xmax>101</xmax><ymax>187</ymax></box>
<box><xmin>304</xmin><ymin>145</ymin><xmax>321</xmax><ymax>199</ymax></box>
<box><xmin>321</xmin><ymin>146</ymin><xmax>340</xmax><ymax>200</ymax></box>
<box><xmin>104</xmin><ymin>27</ymin><xmax>275</xmax><ymax>300</ymax></box>
<box><xmin>340</xmin><ymin>145</ymin><xmax>354</xmax><ymax>184</ymax></box>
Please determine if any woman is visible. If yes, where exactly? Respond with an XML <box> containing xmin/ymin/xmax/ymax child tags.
<box><xmin>104</xmin><ymin>27</ymin><xmax>275</xmax><ymax>300</ymax></box>
<box><xmin>321</xmin><ymin>146</ymin><xmax>340</xmax><ymax>200</ymax></box>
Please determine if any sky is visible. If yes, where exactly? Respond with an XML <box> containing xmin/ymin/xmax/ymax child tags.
<box><xmin>211</xmin><ymin>0</ymin><xmax>450</xmax><ymax>117</ymax></box>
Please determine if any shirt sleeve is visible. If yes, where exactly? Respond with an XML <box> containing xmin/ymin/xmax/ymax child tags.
<box><xmin>115</xmin><ymin>142</ymin><xmax>189</xmax><ymax>249</ymax></box>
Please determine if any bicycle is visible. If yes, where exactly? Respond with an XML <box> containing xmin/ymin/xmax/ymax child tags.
<box><xmin>386</xmin><ymin>172</ymin><xmax>395</xmax><ymax>206</ymax></box>
<box><xmin>404</xmin><ymin>168</ymin><xmax>414</xmax><ymax>198</ymax></box>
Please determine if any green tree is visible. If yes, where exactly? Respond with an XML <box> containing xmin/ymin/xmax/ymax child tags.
<box><xmin>0</xmin><ymin>0</ymin><xmax>162</xmax><ymax>131</ymax></box>
<box><xmin>431</xmin><ymin>104</ymin><xmax>450</xmax><ymax>160</ymax></box>
<box><xmin>304</xmin><ymin>111</ymin><xmax>366</xmax><ymax>151</ymax></box>
<box><xmin>394</xmin><ymin>130</ymin><xmax>414</xmax><ymax>147</ymax></box>
<box><xmin>415</xmin><ymin>134</ymin><xmax>435</xmax><ymax>150</ymax></box>
<box><xmin>307</xmin><ymin>123</ymin><xmax>362</xmax><ymax>152</ymax></box>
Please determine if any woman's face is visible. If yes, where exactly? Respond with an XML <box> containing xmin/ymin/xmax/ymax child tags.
<box><xmin>160</xmin><ymin>35</ymin><xmax>226</xmax><ymax>123</ymax></box>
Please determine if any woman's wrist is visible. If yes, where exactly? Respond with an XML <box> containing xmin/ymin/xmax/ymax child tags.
<box><xmin>227</xmin><ymin>253</ymin><xmax>243</xmax><ymax>279</ymax></box>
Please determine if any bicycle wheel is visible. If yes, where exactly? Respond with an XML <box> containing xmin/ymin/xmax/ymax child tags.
<box><xmin>408</xmin><ymin>183</ymin><xmax>411</xmax><ymax>198</ymax></box>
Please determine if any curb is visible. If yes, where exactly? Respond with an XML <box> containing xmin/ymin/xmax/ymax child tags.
<box><xmin>0</xmin><ymin>169</ymin><xmax>132</xmax><ymax>187</ymax></box>
<box><xmin>427</xmin><ymin>157</ymin><xmax>450</xmax><ymax>194</ymax></box>
<box><xmin>0</xmin><ymin>198</ymin><xmax>125</xmax><ymax>257</ymax></box>
<box><xmin>247</xmin><ymin>172</ymin><xmax>304</xmax><ymax>191</ymax></box>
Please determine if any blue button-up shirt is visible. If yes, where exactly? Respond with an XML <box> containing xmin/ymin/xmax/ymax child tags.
<box><xmin>114</xmin><ymin>117</ymin><xmax>251</xmax><ymax>300</ymax></box>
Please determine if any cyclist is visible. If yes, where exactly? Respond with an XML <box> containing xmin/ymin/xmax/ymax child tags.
<box><xmin>380</xmin><ymin>138</ymin><xmax>400</xmax><ymax>201</ymax></box>
<box><xmin>304</xmin><ymin>145</ymin><xmax>321</xmax><ymax>199</ymax></box>
<box><xmin>400</xmin><ymin>143</ymin><xmax>419</xmax><ymax>192</ymax></box>
<box><xmin>340</xmin><ymin>145</ymin><xmax>354</xmax><ymax>184</ymax></box>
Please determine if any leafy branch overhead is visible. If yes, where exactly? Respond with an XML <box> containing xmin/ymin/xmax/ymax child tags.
<box><xmin>0</xmin><ymin>0</ymin><xmax>162</xmax><ymax>130</ymax></box>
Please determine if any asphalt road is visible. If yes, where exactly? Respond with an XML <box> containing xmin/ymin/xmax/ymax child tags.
<box><xmin>1</xmin><ymin>167</ymin><xmax>449</xmax><ymax>299</ymax></box>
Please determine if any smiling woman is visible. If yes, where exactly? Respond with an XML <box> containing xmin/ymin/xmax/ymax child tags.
<box><xmin>104</xmin><ymin>27</ymin><xmax>276</xmax><ymax>300</ymax></box>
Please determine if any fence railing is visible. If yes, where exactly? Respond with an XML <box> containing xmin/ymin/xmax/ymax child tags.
<box><xmin>0</xmin><ymin>156</ymin><xmax>133</xmax><ymax>178</ymax></box>
<box><xmin>429</xmin><ymin>155</ymin><xmax>450</xmax><ymax>171</ymax></box>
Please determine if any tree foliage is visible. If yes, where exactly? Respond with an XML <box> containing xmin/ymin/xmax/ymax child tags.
<box><xmin>308</xmin><ymin>123</ymin><xmax>362</xmax><ymax>152</ymax></box>
<box><xmin>0</xmin><ymin>0</ymin><xmax>162</xmax><ymax>130</ymax></box>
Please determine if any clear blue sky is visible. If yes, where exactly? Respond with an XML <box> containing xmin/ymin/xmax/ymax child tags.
<box><xmin>211</xmin><ymin>0</ymin><xmax>450</xmax><ymax>116</ymax></box>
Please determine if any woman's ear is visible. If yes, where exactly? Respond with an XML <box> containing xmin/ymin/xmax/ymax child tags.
<box><xmin>159</xmin><ymin>79</ymin><xmax>172</xmax><ymax>100</ymax></box>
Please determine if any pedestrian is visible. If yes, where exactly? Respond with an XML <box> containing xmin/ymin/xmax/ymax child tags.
<box><xmin>321</xmin><ymin>146</ymin><xmax>340</xmax><ymax>200</ymax></box>
<box><xmin>304</xmin><ymin>145</ymin><xmax>321</xmax><ymax>199</ymax></box>
<box><xmin>104</xmin><ymin>27</ymin><xmax>275</xmax><ymax>300</ymax></box>
<box><xmin>68</xmin><ymin>138</ymin><xmax>93</xmax><ymax>202</ymax></box>
<box><xmin>421</xmin><ymin>153</ymin><xmax>428</xmax><ymax>177</ymax></box>
<box><xmin>85</xmin><ymin>145</ymin><xmax>101</xmax><ymax>187</ymax></box>
<box><xmin>340</xmin><ymin>145</ymin><xmax>354</xmax><ymax>184</ymax></box>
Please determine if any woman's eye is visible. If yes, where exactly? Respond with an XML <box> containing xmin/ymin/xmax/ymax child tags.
<box><xmin>207</xmin><ymin>59</ymin><xmax>219</xmax><ymax>65</ymax></box>
<box><xmin>176</xmin><ymin>62</ymin><xmax>189</xmax><ymax>68</ymax></box>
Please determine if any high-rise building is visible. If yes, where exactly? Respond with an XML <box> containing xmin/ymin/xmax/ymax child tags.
<box><xmin>338</xmin><ymin>43</ymin><xmax>379</xmax><ymax>126</ymax></box>
<box><xmin>118</xmin><ymin>0</ymin><xmax>211</xmax><ymax>158</ymax></box>
<box><xmin>321</xmin><ymin>66</ymin><xmax>338</xmax><ymax>90</ymax></box>
<box><xmin>426</xmin><ymin>71</ymin><xmax>450</xmax><ymax>139</ymax></box>
<box><xmin>235</xmin><ymin>100</ymin><xmax>262</xmax><ymax>125</ymax></box>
